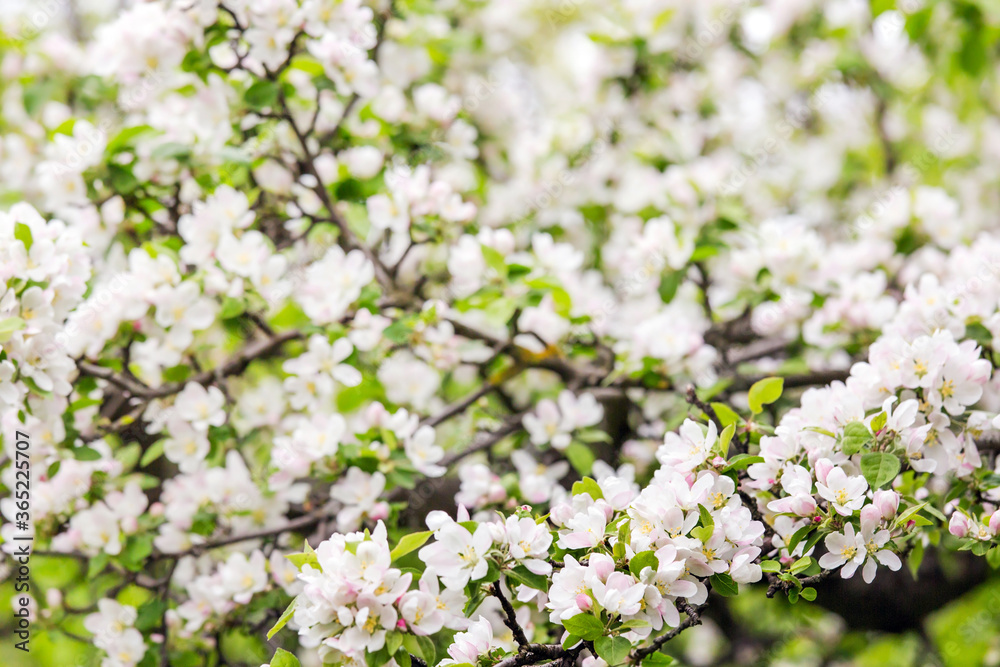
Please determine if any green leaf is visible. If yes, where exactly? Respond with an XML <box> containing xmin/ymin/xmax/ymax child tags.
<box><xmin>717</xmin><ymin>423</ymin><xmax>735</xmax><ymax>458</ymax></box>
<box><xmin>134</xmin><ymin>598</ymin><xmax>167</xmax><ymax>632</ymax></box>
<box><xmin>869</xmin><ymin>411</ymin><xmax>888</xmax><ymax>433</ymax></box>
<box><xmin>692</xmin><ymin>504</ymin><xmax>715</xmax><ymax>543</ymax></box>
<box><xmin>658</xmin><ymin>270</ymin><xmax>685</xmax><ymax>303</ymax></box>
<box><xmin>800</xmin><ymin>587</ymin><xmax>817</xmax><ymax>601</ymax></box>
<box><xmin>106</xmin><ymin>124</ymin><xmax>157</xmax><ymax>154</ymax></box>
<box><xmin>121</xmin><ymin>535</ymin><xmax>154</xmax><ymax>571</ymax></box>
<box><xmin>629</xmin><ymin>550</ymin><xmax>659</xmax><ymax>577</ymax></box>
<box><xmin>14</xmin><ymin>222</ymin><xmax>33</xmax><ymax>251</ymax></box>
<box><xmin>972</xmin><ymin>540</ymin><xmax>991</xmax><ymax>557</ymax></box>
<box><xmin>617</xmin><ymin>619</ymin><xmax>651</xmax><ymax>631</ymax></box>
<box><xmin>841</xmin><ymin>421</ymin><xmax>872</xmax><ymax>455</ymax></box>
<box><xmin>245</xmin><ymin>80</ymin><xmax>279</xmax><ymax>109</ymax></box>
<box><xmin>382</xmin><ymin>320</ymin><xmax>411</xmax><ymax>344</ymax></box>
<box><xmin>87</xmin><ymin>552</ymin><xmax>110</xmax><ymax>578</ymax></box>
<box><xmin>151</xmin><ymin>142</ymin><xmax>192</xmax><ymax>162</ymax></box>
<box><xmin>73</xmin><ymin>446</ymin><xmax>102</xmax><ymax>461</ymax></box>
<box><xmin>507</xmin><ymin>565</ymin><xmax>549</xmax><ymax>592</ymax></box>
<box><xmin>270</xmin><ymin>648</ymin><xmax>301</xmax><ymax>667</ymax></box>
<box><xmin>267</xmin><ymin>599</ymin><xmax>297</xmax><ymax>640</ymax></box>
<box><xmin>390</xmin><ymin>531</ymin><xmax>432</xmax><ymax>561</ymax></box>
<box><xmin>710</xmin><ymin>402</ymin><xmax>741</xmax><ymax>427</ymax></box>
<box><xmin>642</xmin><ymin>653</ymin><xmax>675</xmax><ymax>667</ymax></box>
<box><xmin>790</xmin><ymin>556</ymin><xmax>812</xmax><ymax>575</ymax></box>
<box><xmin>571</xmin><ymin>477</ymin><xmax>604</xmax><ymax>500</ymax></box>
<box><xmin>220</xmin><ymin>297</ymin><xmax>246</xmax><ymax>319</ymax></box>
<box><xmin>403</xmin><ymin>634</ymin><xmax>436</xmax><ymax>665</ymax></box>
<box><xmin>760</xmin><ymin>560</ymin><xmax>781</xmax><ymax>573</ymax></box>
<box><xmin>286</xmin><ymin>550</ymin><xmax>319</xmax><ymax>571</ymax></box>
<box><xmin>595</xmin><ymin>636</ymin><xmax>631</xmax><ymax>666</ymax></box>
<box><xmin>481</xmin><ymin>245</ymin><xmax>508</xmax><ymax>279</ymax></box>
<box><xmin>747</xmin><ymin>377</ymin><xmax>783</xmax><ymax>414</ymax></box>
<box><xmin>140</xmin><ymin>441</ymin><xmax>165</xmax><ymax>467</ymax></box>
<box><xmin>922</xmin><ymin>504</ymin><xmax>947</xmax><ymax>523</ymax></box>
<box><xmin>722</xmin><ymin>454</ymin><xmax>764</xmax><ymax>472</ymax></box>
<box><xmin>0</xmin><ymin>317</ymin><xmax>26</xmax><ymax>344</ymax></box>
<box><xmin>860</xmin><ymin>452</ymin><xmax>901</xmax><ymax>489</ymax></box>
<box><xmin>709</xmin><ymin>572</ymin><xmax>739</xmax><ymax>597</ymax></box>
<box><xmin>565</xmin><ymin>442</ymin><xmax>595</xmax><ymax>475</ymax></box>
<box><xmin>385</xmin><ymin>630</ymin><xmax>403</xmax><ymax>656</ymax></box>
<box><xmin>786</xmin><ymin>524</ymin><xmax>814</xmax><ymax>554</ymax></box>
<box><xmin>563</xmin><ymin>613</ymin><xmax>605</xmax><ymax>641</ymax></box>
<box><xmin>894</xmin><ymin>502</ymin><xmax>928</xmax><ymax>529</ymax></box>
<box><xmin>908</xmin><ymin>540</ymin><xmax>924</xmax><ymax>579</ymax></box>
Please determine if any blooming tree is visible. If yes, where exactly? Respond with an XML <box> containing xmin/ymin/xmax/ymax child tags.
<box><xmin>3</xmin><ymin>0</ymin><xmax>1000</xmax><ymax>666</ymax></box>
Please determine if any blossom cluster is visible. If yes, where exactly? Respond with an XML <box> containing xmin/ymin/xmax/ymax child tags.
<box><xmin>5</xmin><ymin>0</ymin><xmax>1000</xmax><ymax>666</ymax></box>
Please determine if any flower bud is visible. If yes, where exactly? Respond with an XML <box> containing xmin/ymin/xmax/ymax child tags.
<box><xmin>860</xmin><ymin>503</ymin><xmax>882</xmax><ymax>530</ymax></box>
<box><xmin>575</xmin><ymin>594</ymin><xmax>592</xmax><ymax>611</ymax></box>
<box><xmin>990</xmin><ymin>510</ymin><xmax>1000</xmax><ymax>536</ymax></box>
<box><xmin>370</xmin><ymin>501</ymin><xmax>390</xmax><ymax>521</ymax></box>
<box><xmin>45</xmin><ymin>588</ymin><xmax>62</xmax><ymax>608</ymax></box>
<box><xmin>814</xmin><ymin>458</ymin><xmax>834</xmax><ymax>486</ymax></box>
<box><xmin>949</xmin><ymin>512</ymin><xmax>970</xmax><ymax>538</ymax></box>
<box><xmin>873</xmin><ymin>490</ymin><xmax>900</xmax><ymax>520</ymax></box>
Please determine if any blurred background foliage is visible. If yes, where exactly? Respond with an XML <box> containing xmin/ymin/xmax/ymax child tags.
<box><xmin>5</xmin><ymin>553</ymin><xmax>1000</xmax><ymax>666</ymax></box>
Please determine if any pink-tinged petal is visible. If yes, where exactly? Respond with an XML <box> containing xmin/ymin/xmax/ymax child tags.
<box><xmin>862</xmin><ymin>558</ymin><xmax>877</xmax><ymax>584</ymax></box>
<box><xmin>876</xmin><ymin>550</ymin><xmax>901</xmax><ymax>571</ymax></box>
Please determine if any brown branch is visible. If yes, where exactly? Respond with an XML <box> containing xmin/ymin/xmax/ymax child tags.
<box><xmin>631</xmin><ymin>602</ymin><xmax>707</xmax><ymax>661</ymax></box>
<box><xmin>494</xmin><ymin>644</ymin><xmax>567</xmax><ymax>667</ymax></box>
<box><xmin>492</xmin><ymin>581</ymin><xmax>529</xmax><ymax>647</ymax></box>
<box><xmin>422</xmin><ymin>383</ymin><xmax>499</xmax><ymax>428</ymax></box>
<box><xmin>766</xmin><ymin>569</ymin><xmax>833</xmax><ymax>598</ymax></box>
<box><xmin>730</xmin><ymin>369</ymin><xmax>851</xmax><ymax>392</ymax></box>
<box><xmin>152</xmin><ymin>510</ymin><xmax>326</xmax><ymax>561</ymax></box>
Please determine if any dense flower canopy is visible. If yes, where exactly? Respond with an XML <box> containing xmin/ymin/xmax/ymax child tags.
<box><xmin>4</xmin><ymin>0</ymin><xmax>1000</xmax><ymax>666</ymax></box>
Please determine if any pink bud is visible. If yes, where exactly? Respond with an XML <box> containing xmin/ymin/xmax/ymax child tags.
<box><xmin>711</xmin><ymin>456</ymin><xmax>726</xmax><ymax>467</ymax></box>
<box><xmin>149</xmin><ymin>502</ymin><xmax>165</xmax><ymax>517</ymax></box>
<box><xmin>860</xmin><ymin>504</ymin><xmax>882</xmax><ymax>530</ymax></box>
<box><xmin>590</xmin><ymin>553</ymin><xmax>615</xmax><ymax>581</ymax></box>
<box><xmin>364</xmin><ymin>402</ymin><xmax>387</xmax><ymax>425</ymax></box>
<box><xmin>949</xmin><ymin>512</ymin><xmax>970</xmax><ymax>538</ymax></box>
<box><xmin>873</xmin><ymin>490</ymin><xmax>900</xmax><ymax>520</ymax></box>
<box><xmin>397</xmin><ymin>619</ymin><xmax>408</xmax><ymax>629</ymax></box>
<box><xmin>575</xmin><ymin>594</ymin><xmax>592</xmax><ymax>611</ymax></box>
<box><xmin>370</xmin><ymin>502</ymin><xmax>390</xmax><ymax>521</ymax></box>
<box><xmin>990</xmin><ymin>511</ymin><xmax>1000</xmax><ymax>536</ymax></box>
<box><xmin>550</xmin><ymin>502</ymin><xmax>574</xmax><ymax>526</ymax></box>
<box><xmin>814</xmin><ymin>458</ymin><xmax>834</xmax><ymax>486</ymax></box>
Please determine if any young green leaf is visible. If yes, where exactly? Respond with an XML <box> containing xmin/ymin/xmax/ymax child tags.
<box><xmin>747</xmin><ymin>376</ymin><xmax>784</xmax><ymax>414</ymax></box>
<box><xmin>390</xmin><ymin>531</ymin><xmax>432</xmax><ymax>561</ymax></box>
<box><xmin>595</xmin><ymin>636</ymin><xmax>631</xmax><ymax>666</ymax></box>
<box><xmin>270</xmin><ymin>648</ymin><xmax>301</xmax><ymax>667</ymax></box>
<box><xmin>563</xmin><ymin>614</ymin><xmax>605</xmax><ymax>641</ymax></box>
<box><xmin>860</xmin><ymin>452</ymin><xmax>901</xmax><ymax>489</ymax></box>
<box><xmin>267</xmin><ymin>599</ymin><xmax>297</xmax><ymax>640</ymax></box>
